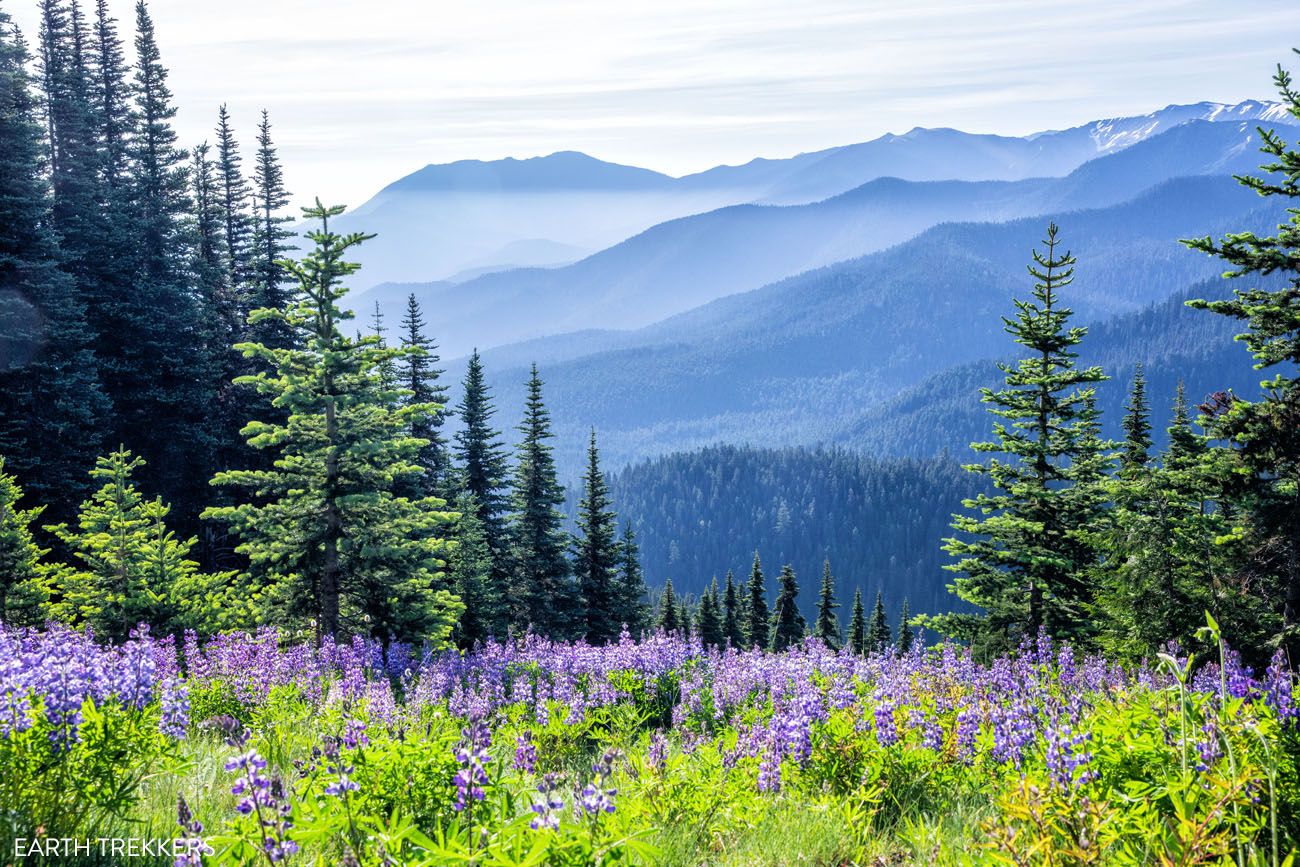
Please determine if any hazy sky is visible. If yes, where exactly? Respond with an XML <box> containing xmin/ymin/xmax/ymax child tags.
<box><xmin>10</xmin><ymin>0</ymin><xmax>1300</xmax><ymax>206</ymax></box>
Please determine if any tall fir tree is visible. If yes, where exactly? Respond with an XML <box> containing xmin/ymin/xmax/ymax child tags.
<box><xmin>0</xmin><ymin>457</ymin><xmax>48</xmax><ymax>626</ymax></box>
<box><xmin>613</xmin><ymin>524</ymin><xmax>649</xmax><ymax>636</ymax></box>
<box><xmin>722</xmin><ymin>569</ymin><xmax>744</xmax><ymax>648</ymax></box>
<box><xmin>698</xmin><ymin>577</ymin><xmax>724</xmax><ymax>648</ymax></box>
<box><xmin>455</xmin><ymin>349</ymin><xmax>511</xmax><ymax>598</ymax></box>
<box><xmin>214</xmin><ymin>103</ymin><xmax>253</xmax><ymax>289</ymax></box>
<box><xmin>1183</xmin><ymin>56</ymin><xmax>1300</xmax><ymax>657</ymax></box>
<box><xmin>507</xmin><ymin>365</ymin><xmax>583</xmax><ymax>638</ymax></box>
<box><xmin>896</xmin><ymin>598</ymin><xmax>914</xmax><ymax>653</ymax></box>
<box><xmin>940</xmin><ymin>223</ymin><xmax>1109</xmax><ymax>655</ymax></box>
<box><xmin>398</xmin><ymin>293</ymin><xmax>450</xmax><ymax>498</ymax></box>
<box><xmin>1120</xmin><ymin>363</ymin><xmax>1152</xmax><ymax>477</ymax></box>
<box><xmin>868</xmin><ymin>592</ymin><xmax>889</xmax><ymax>655</ymax></box>
<box><xmin>744</xmin><ymin>551</ymin><xmax>770</xmax><ymax>650</ymax></box>
<box><xmin>204</xmin><ymin>202</ymin><xmax>461</xmax><ymax>648</ymax></box>
<box><xmin>813</xmin><ymin>559</ymin><xmax>840</xmax><ymax>648</ymax></box>
<box><xmin>115</xmin><ymin>0</ymin><xmax>219</xmax><ymax>529</ymax></box>
<box><xmin>867</xmin><ymin>590</ymin><xmax>890</xmax><ymax>651</ymax></box>
<box><xmin>574</xmin><ymin>429</ymin><xmax>621</xmax><ymax>643</ymax></box>
<box><xmin>656</xmin><ymin>578</ymin><xmax>679</xmax><ymax>634</ymax></box>
<box><xmin>0</xmin><ymin>9</ymin><xmax>106</xmax><ymax>519</ymax></box>
<box><xmin>769</xmin><ymin>563</ymin><xmax>806</xmax><ymax>651</ymax></box>
<box><xmin>848</xmin><ymin>588</ymin><xmax>866</xmax><ymax>655</ymax></box>
<box><xmin>248</xmin><ymin>109</ymin><xmax>294</xmax><ymax>348</ymax></box>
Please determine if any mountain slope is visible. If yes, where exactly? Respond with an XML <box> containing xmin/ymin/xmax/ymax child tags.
<box><xmin>471</xmin><ymin>176</ymin><xmax>1274</xmax><ymax>475</ymax></box>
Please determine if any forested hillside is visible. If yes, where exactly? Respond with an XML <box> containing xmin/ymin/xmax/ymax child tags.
<box><xmin>589</xmin><ymin>447</ymin><xmax>981</xmax><ymax>621</ymax></box>
<box><xmin>844</xmin><ymin>279</ymin><xmax>1290</xmax><ymax>457</ymax></box>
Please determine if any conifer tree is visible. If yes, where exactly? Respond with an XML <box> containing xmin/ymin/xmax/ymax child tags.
<box><xmin>678</xmin><ymin>596</ymin><xmax>692</xmax><ymax>637</ymax></box>
<box><xmin>813</xmin><ymin>559</ymin><xmax>840</xmax><ymax>648</ymax></box>
<box><xmin>507</xmin><ymin>365</ymin><xmax>582</xmax><ymax>637</ymax></box>
<box><xmin>249</xmin><ymin>110</ymin><xmax>294</xmax><ymax>348</ymax></box>
<box><xmin>399</xmin><ymin>293</ymin><xmax>450</xmax><ymax>498</ymax></box>
<box><xmin>848</xmin><ymin>589</ymin><xmax>866</xmax><ymax>655</ymax></box>
<box><xmin>698</xmin><ymin>577</ymin><xmax>724</xmax><ymax>648</ymax></box>
<box><xmin>574</xmin><ymin>429</ymin><xmax>620</xmax><ymax>643</ymax></box>
<box><xmin>43</xmin><ymin>449</ymin><xmax>222</xmax><ymax>640</ymax></box>
<box><xmin>867</xmin><ymin>590</ymin><xmax>891</xmax><ymax>651</ymax></box>
<box><xmin>455</xmin><ymin>350</ymin><xmax>510</xmax><ymax>590</ymax></box>
<box><xmin>744</xmin><ymin>551</ymin><xmax>770</xmax><ymax>650</ymax></box>
<box><xmin>113</xmin><ymin>0</ymin><xmax>218</xmax><ymax>525</ymax></box>
<box><xmin>448</xmin><ymin>492</ymin><xmax>500</xmax><ymax>649</ymax></box>
<box><xmin>1096</xmin><ymin>386</ymin><xmax>1263</xmax><ymax>661</ymax></box>
<box><xmin>941</xmin><ymin>224</ymin><xmax>1109</xmax><ymax>655</ymax></box>
<box><xmin>613</xmin><ymin>524</ymin><xmax>649</xmax><ymax>636</ymax></box>
<box><xmin>769</xmin><ymin>563</ymin><xmax>806</xmax><ymax>651</ymax></box>
<box><xmin>1183</xmin><ymin>58</ymin><xmax>1300</xmax><ymax>654</ymax></box>
<box><xmin>214</xmin><ymin>103</ymin><xmax>253</xmax><ymax>288</ymax></box>
<box><xmin>205</xmin><ymin>202</ymin><xmax>460</xmax><ymax>647</ymax></box>
<box><xmin>722</xmin><ymin>569</ymin><xmax>744</xmax><ymax>648</ymax></box>
<box><xmin>896</xmin><ymin>598</ymin><xmax>914</xmax><ymax>653</ymax></box>
<box><xmin>0</xmin><ymin>457</ymin><xmax>49</xmax><ymax>626</ymax></box>
<box><xmin>0</xmin><ymin>10</ymin><xmax>106</xmax><ymax>518</ymax></box>
<box><xmin>657</xmin><ymin>579</ymin><xmax>679</xmax><ymax>634</ymax></box>
<box><xmin>1120</xmin><ymin>363</ymin><xmax>1152</xmax><ymax>476</ymax></box>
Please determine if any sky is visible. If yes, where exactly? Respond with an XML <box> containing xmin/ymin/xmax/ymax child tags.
<box><xmin>10</xmin><ymin>0</ymin><xmax>1300</xmax><ymax>207</ymax></box>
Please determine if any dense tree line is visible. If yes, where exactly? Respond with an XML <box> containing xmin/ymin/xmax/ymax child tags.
<box><xmin>598</xmin><ymin>446</ymin><xmax>981</xmax><ymax>622</ymax></box>
<box><xmin>0</xmin><ymin>1</ymin><xmax>651</xmax><ymax>649</ymax></box>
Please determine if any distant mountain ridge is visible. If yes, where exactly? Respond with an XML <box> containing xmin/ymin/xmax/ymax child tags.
<box><xmin>336</xmin><ymin>100</ymin><xmax>1293</xmax><ymax>288</ymax></box>
<box><xmin>356</xmin><ymin>119</ymin><xmax>1280</xmax><ymax>357</ymax></box>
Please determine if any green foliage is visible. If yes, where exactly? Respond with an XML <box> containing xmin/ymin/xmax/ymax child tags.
<box><xmin>204</xmin><ymin>201</ymin><xmax>460</xmax><ymax>647</ymax></box>
<box><xmin>43</xmin><ymin>449</ymin><xmax>230</xmax><ymax>640</ymax></box>
<box><xmin>449</xmin><ymin>492</ymin><xmax>502</xmax><ymax>649</ymax></box>
<box><xmin>721</xmin><ymin>570</ymin><xmax>744</xmax><ymax>649</ymax></box>
<box><xmin>0</xmin><ymin>8</ymin><xmax>107</xmax><ymax>520</ymax></box>
<box><xmin>1183</xmin><ymin>54</ymin><xmax>1300</xmax><ymax>659</ymax></box>
<box><xmin>0</xmin><ymin>457</ymin><xmax>47</xmax><ymax>626</ymax></box>
<box><xmin>941</xmin><ymin>223</ymin><xmax>1112</xmax><ymax>655</ymax></box>
<box><xmin>697</xmin><ymin>578</ymin><xmax>724</xmax><ymax>649</ymax></box>
<box><xmin>398</xmin><ymin>293</ymin><xmax>451</xmax><ymax>500</ymax></box>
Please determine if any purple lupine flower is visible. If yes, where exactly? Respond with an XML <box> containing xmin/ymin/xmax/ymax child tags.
<box><xmin>1263</xmin><ymin>649</ymin><xmax>1296</xmax><ymax>725</ymax></box>
<box><xmin>954</xmin><ymin>704</ymin><xmax>980</xmax><ymax>760</ymax></box>
<box><xmin>159</xmin><ymin>678</ymin><xmax>190</xmax><ymax>739</ymax></box>
<box><xmin>530</xmin><ymin>773</ymin><xmax>565</xmax><ymax>831</ymax></box>
<box><xmin>873</xmin><ymin>700</ymin><xmax>899</xmax><ymax>747</ymax></box>
<box><xmin>174</xmin><ymin>794</ymin><xmax>206</xmax><ymax>867</ymax></box>
<box><xmin>646</xmin><ymin>730</ymin><xmax>668</xmax><ymax>772</ymax></box>
<box><xmin>453</xmin><ymin>717</ymin><xmax>492</xmax><ymax>811</ymax></box>
<box><xmin>1196</xmin><ymin>718</ymin><xmax>1222</xmax><ymax>772</ymax></box>
<box><xmin>1043</xmin><ymin>721</ymin><xmax>1097</xmax><ymax>791</ymax></box>
<box><xmin>579</xmin><ymin>749</ymin><xmax>620</xmax><ymax>815</ymax></box>
<box><xmin>514</xmin><ymin>731</ymin><xmax>537</xmax><ymax>774</ymax></box>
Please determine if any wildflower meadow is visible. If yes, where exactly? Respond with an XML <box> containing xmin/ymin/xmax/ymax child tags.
<box><xmin>1</xmin><ymin>617</ymin><xmax>1296</xmax><ymax>865</ymax></box>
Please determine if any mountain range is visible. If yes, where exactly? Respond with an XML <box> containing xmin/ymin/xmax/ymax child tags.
<box><xmin>337</xmin><ymin>100</ymin><xmax>1292</xmax><ymax>291</ymax></box>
